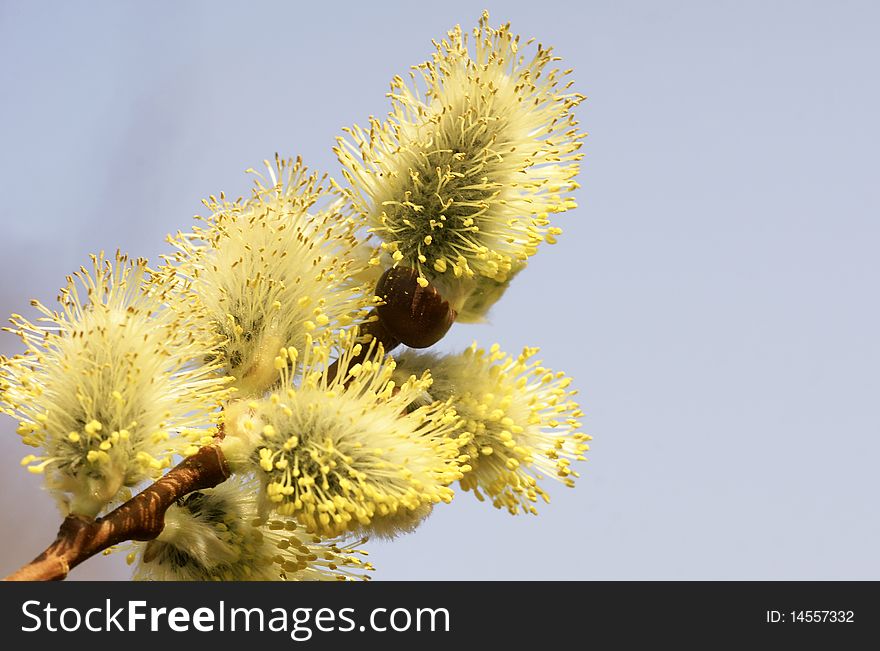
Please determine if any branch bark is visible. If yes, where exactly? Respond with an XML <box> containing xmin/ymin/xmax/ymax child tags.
<box><xmin>4</xmin><ymin>443</ymin><xmax>229</xmax><ymax>581</ymax></box>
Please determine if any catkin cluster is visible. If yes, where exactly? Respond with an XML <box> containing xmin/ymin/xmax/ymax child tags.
<box><xmin>0</xmin><ymin>12</ymin><xmax>589</xmax><ymax>581</ymax></box>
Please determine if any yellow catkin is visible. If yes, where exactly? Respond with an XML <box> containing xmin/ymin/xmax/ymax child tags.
<box><xmin>132</xmin><ymin>477</ymin><xmax>372</xmax><ymax>581</ymax></box>
<box><xmin>164</xmin><ymin>155</ymin><xmax>378</xmax><ymax>397</ymax></box>
<box><xmin>394</xmin><ymin>344</ymin><xmax>590</xmax><ymax>515</ymax></box>
<box><xmin>224</xmin><ymin>330</ymin><xmax>466</xmax><ymax>538</ymax></box>
<box><xmin>0</xmin><ymin>252</ymin><xmax>233</xmax><ymax>517</ymax></box>
<box><xmin>336</xmin><ymin>11</ymin><xmax>585</xmax><ymax>318</ymax></box>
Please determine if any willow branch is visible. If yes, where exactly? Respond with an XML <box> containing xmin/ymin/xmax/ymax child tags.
<box><xmin>6</xmin><ymin>268</ymin><xmax>456</xmax><ymax>581</ymax></box>
<box><xmin>5</xmin><ymin>313</ymin><xmax>400</xmax><ymax>582</ymax></box>
<box><xmin>4</xmin><ymin>443</ymin><xmax>230</xmax><ymax>581</ymax></box>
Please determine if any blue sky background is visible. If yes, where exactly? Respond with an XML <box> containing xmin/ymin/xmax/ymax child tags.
<box><xmin>1</xmin><ymin>0</ymin><xmax>878</xmax><ymax>579</ymax></box>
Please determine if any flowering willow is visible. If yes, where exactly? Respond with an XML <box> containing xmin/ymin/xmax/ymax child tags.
<box><xmin>132</xmin><ymin>477</ymin><xmax>372</xmax><ymax>581</ymax></box>
<box><xmin>0</xmin><ymin>13</ymin><xmax>588</xmax><ymax>582</ymax></box>
<box><xmin>0</xmin><ymin>253</ymin><xmax>232</xmax><ymax>517</ymax></box>
<box><xmin>336</xmin><ymin>11</ymin><xmax>585</xmax><ymax>322</ymax></box>
<box><xmin>221</xmin><ymin>331</ymin><xmax>466</xmax><ymax>538</ymax></box>
<box><xmin>394</xmin><ymin>345</ymin><xmax>589</xmax><ymax>514</ymax></box>
<box><xmin>164</xmin><ymin>156</ymin><xmax>378</xmax><ymax>397</ymax></box>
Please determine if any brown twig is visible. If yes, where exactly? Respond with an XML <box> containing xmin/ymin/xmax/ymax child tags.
<box><xmin>4</xmin><ymin>444</ymin><xmax>229</xmax><ymax>581</ymax></box>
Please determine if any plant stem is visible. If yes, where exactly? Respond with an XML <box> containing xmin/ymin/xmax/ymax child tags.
<box><xmin>4</xmin><ymin>444</ymin><xmax>229</xmax><ymax>581</ymax></box>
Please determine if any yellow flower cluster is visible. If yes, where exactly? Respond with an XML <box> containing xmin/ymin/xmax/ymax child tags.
<box><xmin>0</xmin><ymin>253</ymin><xmax>231</xmax><ymax>517</ymax></box>
<box><xmin>0</xmin><ymin>14</ymin><xmax>589</xmax><ymax>582</ymax></box>
<box><xmin>165</xmin><ymin>155</ymin><xmax>377</xmax><ymax>397</ymax></box>
<box><xmin>132</xmin><ymin>477</ymin><xmax>372</xmax><ymax>581</ymax></box>
<box><xmin>224</xmin><ymin>331</ymin><xmax>466</xmax><ymax>538</ymax></box>
<box><xmin>336</xmin><ymin>11</ymin><xmax>585</xmax><ymax>320</ymax></box>
<box><xmin>395</xmin><ymin>343</ymin><xmax>590</xmax><ymax>515</ymax></box>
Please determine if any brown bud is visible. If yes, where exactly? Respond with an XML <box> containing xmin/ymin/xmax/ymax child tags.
<box><xmin>375</xmin><ymin>267</ymin><xmax>457</xmax><ymax>348</ymax></box>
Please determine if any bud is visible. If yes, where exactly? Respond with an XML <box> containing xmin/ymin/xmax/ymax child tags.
<box><xmin>375</xmin><ymin>267</ymin><xmax>457</xmax><ymax>348</ymax></box>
